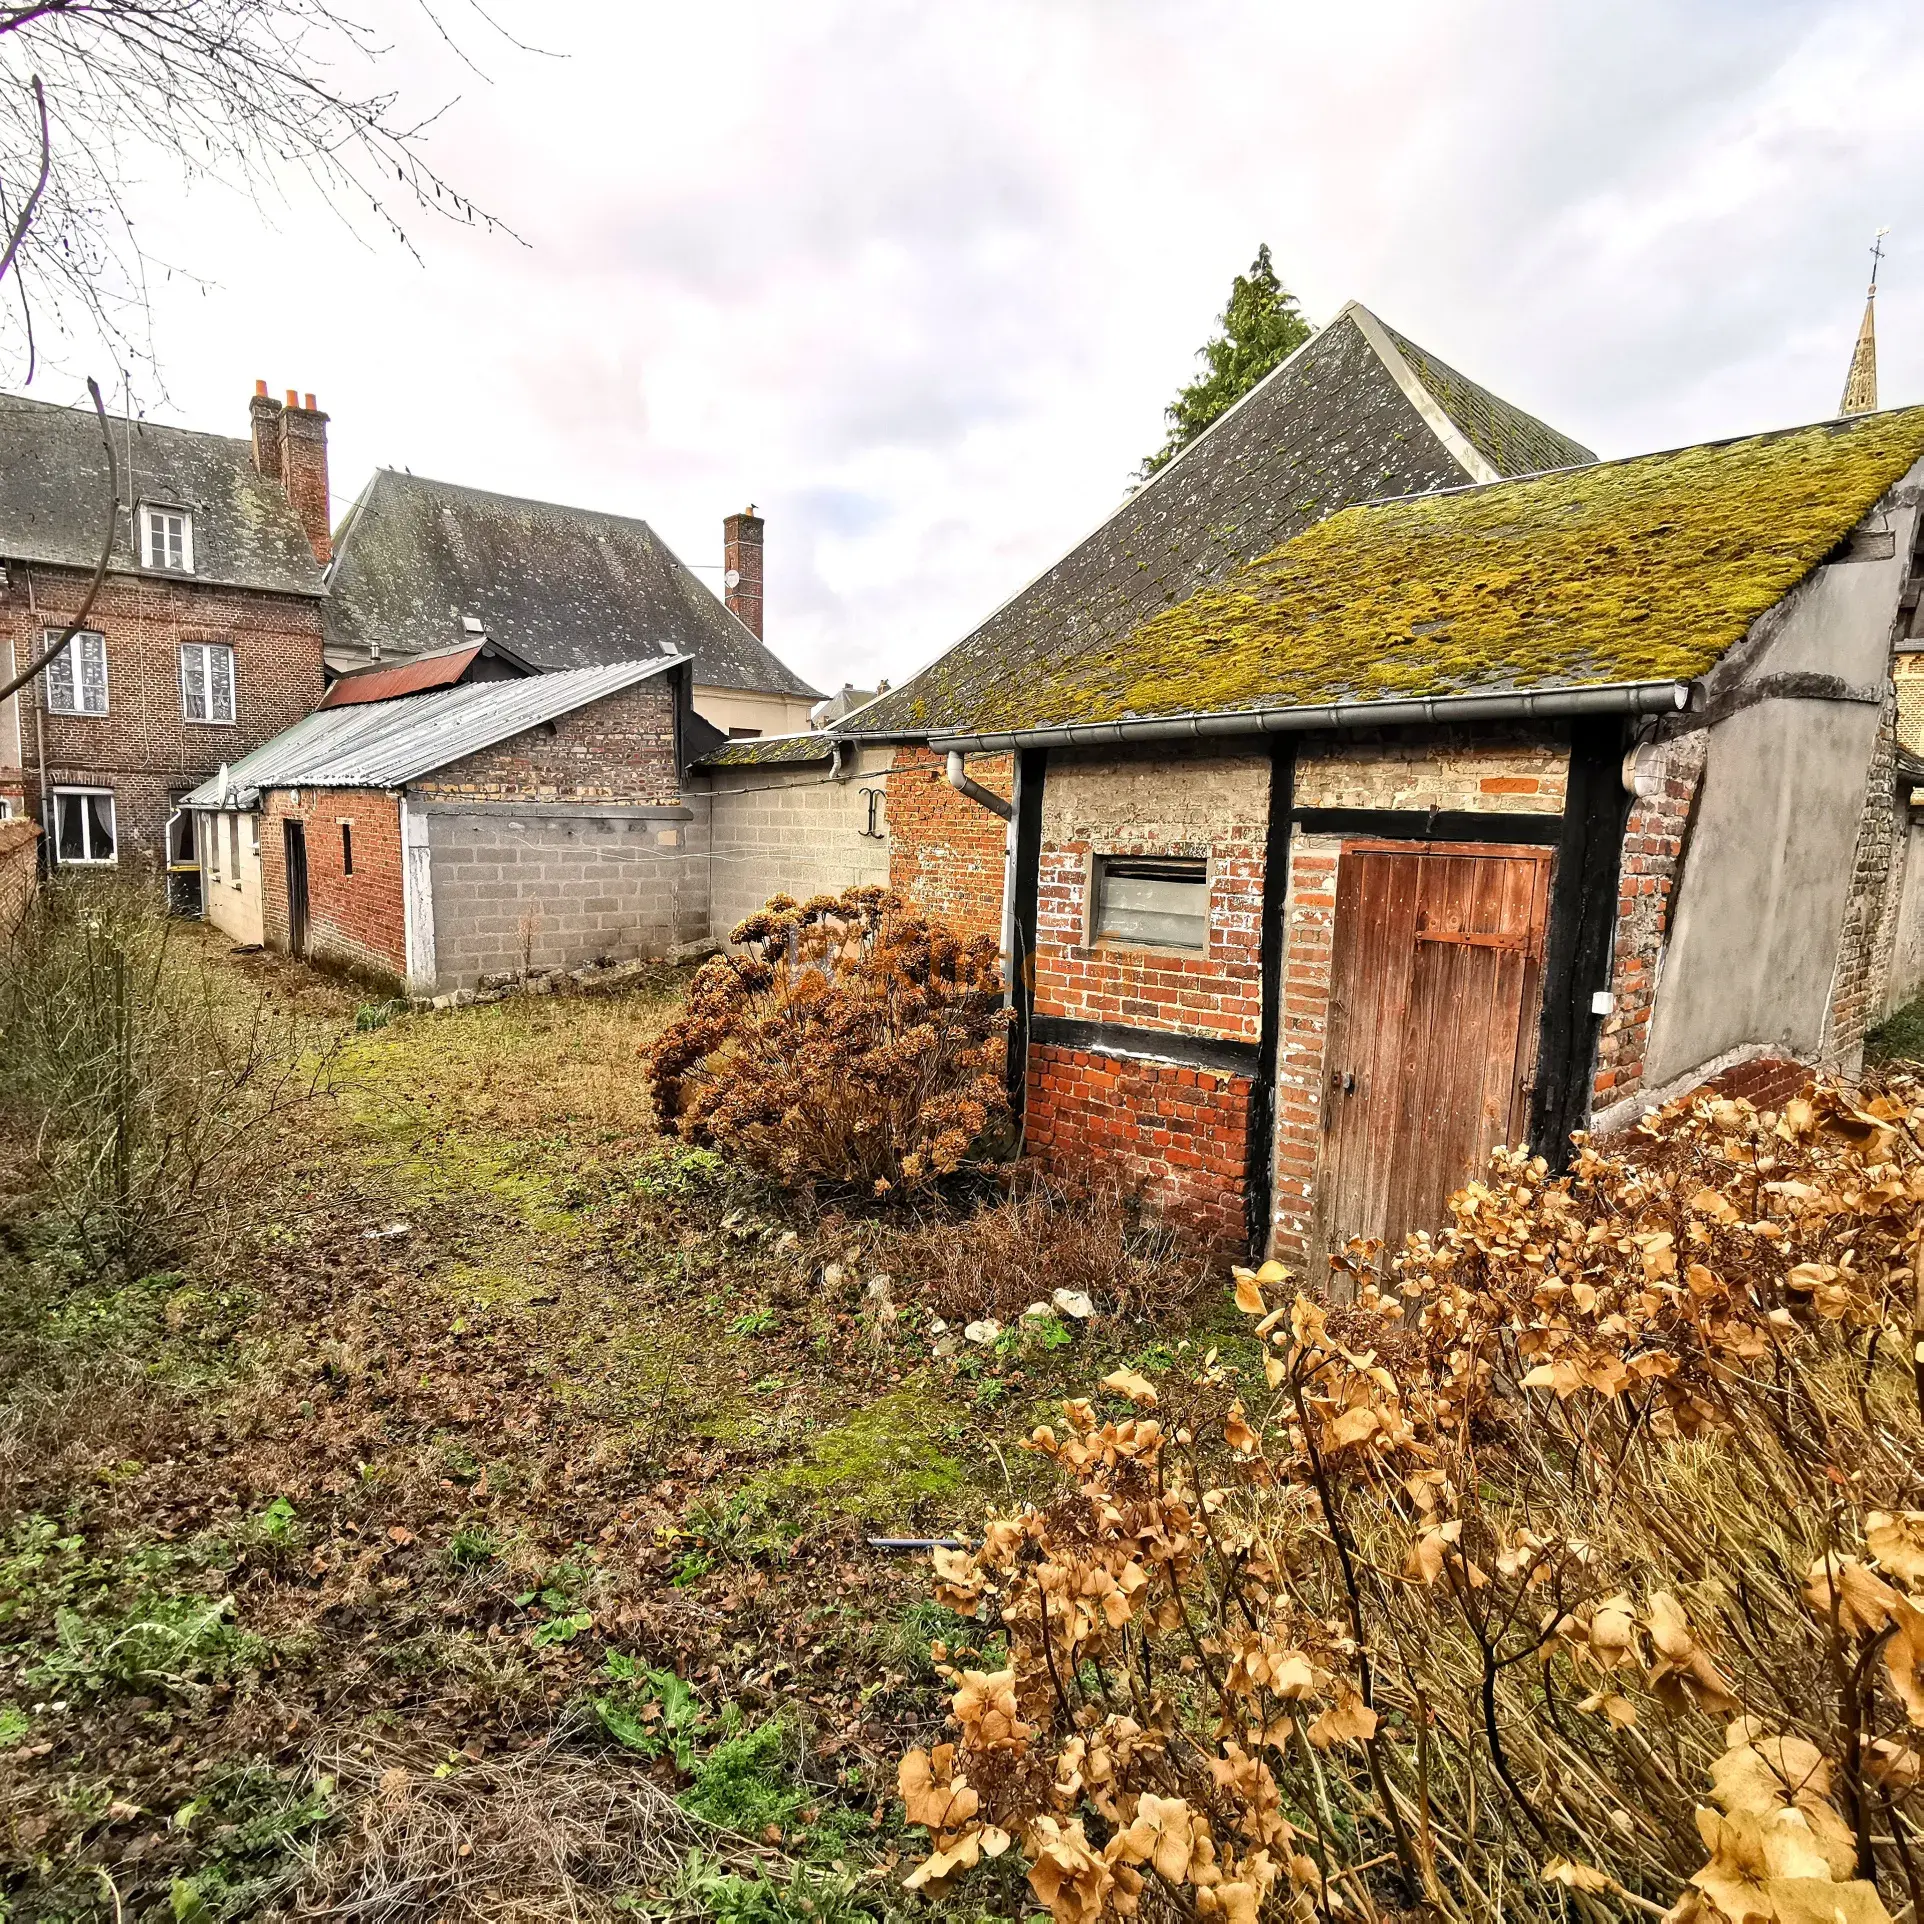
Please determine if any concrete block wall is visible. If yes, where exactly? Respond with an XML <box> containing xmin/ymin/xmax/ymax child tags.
<box><xmin>699</xmin><ymin>746</ymin><xmax>892</xmax><ymax>940</ymax></box>
<box><xmin>425</xmin><ymin>803</ymin><xmax>705</xmax><ymax>989</ymax></box>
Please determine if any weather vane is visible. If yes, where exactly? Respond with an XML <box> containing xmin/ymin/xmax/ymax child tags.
<box><xmin>1871</xmin><ymin>226</ymin><xmax>1891</xmax><ymax>295</ymax></box>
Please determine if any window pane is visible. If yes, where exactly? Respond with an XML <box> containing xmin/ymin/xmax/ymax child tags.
<box><xmin>228</xmin><ymin>813</ymin><xmax>241</xmax><ymax>884</ymax></box>
<box><xmin>86</xmin><ymin>793</ymin><xmax>114</xmax><ymax>861</ymax></box>
<box><xmin>210</xmin><ymin>646</ymin><xmax>234</xmax><ymax>722</ymax></box>
<box><xmin>56</xmin><ymin>793</ymin><xmax>84</xmax><ymax>861</ymax></box>
<box><xmin>45</xmin><ymin>642</ymin><xmax>75</xmax><ymax>713</ymax></box>
<box><xmin>1095</xmin><ymin>859</ymin><xmax>1209</xmax><ymax>950</ymax></box>
<box><xmin>77</xmin><ymin>636</ymin><xmax>108</xmax><ymax>714</ymax></box>
<box><xmin>181</xmin><ymin>643</ymin><xmax>207</xmax><ymax>720</ymax></box>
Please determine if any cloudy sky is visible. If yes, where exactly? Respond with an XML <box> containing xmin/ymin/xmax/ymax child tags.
<box><xmin>21</xmin><ymin>0</ymin><xmax>1924</xmax><ymax>698</ymax></box>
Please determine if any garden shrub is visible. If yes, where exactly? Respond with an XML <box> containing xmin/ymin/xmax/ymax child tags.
<box><xmin>896</xmin><ymin>1080</ymin><xmax>1924</xmax><ymax>1924</ymax></box>
<box><xmin>646</xmin><ymin>888</ymin><xmax>1011</xmax><ymax>1200</ymax></box>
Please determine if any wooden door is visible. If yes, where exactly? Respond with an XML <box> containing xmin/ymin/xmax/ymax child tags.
<box><xmin>284</xmin><ymin>821</ymin><xmax>309</xmax><ymax>958</ymax></box>
<box><xmin>1315</xmin><ymin>841</ymin><xmax>1552</xmax><ymax>1263</ymax></box>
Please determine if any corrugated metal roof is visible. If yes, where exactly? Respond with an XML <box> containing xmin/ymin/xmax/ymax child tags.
<box><xmin>181</xmin><ymin>657</ymin><xmax>680</xmax><ymax>808</ymax></box>
<box><xmin>319</xmin><ymin>645</ymin><xmax>484</xmax><ymax>707</ymax></box>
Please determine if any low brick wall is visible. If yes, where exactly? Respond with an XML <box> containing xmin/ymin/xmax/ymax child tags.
<box><xmin>1024</xmin><ymin>1041</ymin><xmax>1251</xmax><ymax>1248</ymax></box>
<box><xmin>0</xmin><ymin>817</ymin><xmax>40</xmax><ymax>935</ymax></box>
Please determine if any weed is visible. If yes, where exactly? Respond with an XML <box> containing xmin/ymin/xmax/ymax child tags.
<box><xmin>630</xmin><ymin>1139</ymin><xmax>728</xmax><ymax>1204</ymax></box>
<box><xmin>353</xmin><ymin>999</ymin><xmax>405</xmax><ymax>1032</ymax></box>
<box><xmin>594</xmin><ymin>1654</ymin><xmax>707</xmax><ymax>1770</ymax></box>
<box><xmin>730</xmin><ymin>1307</ymin><xmax>779</xmax><ymax>1337</ymax></box>
<box><xmin>0</xmin><ymin>1701</ymin><xmax>29</xmax><ymax>1745</ymax></box>
<box><xmin>680</xmin><ymin>1717</ymin><xmax>803</xmax><ymax>1837</ymax></box>
<box><xmin>528</xmin><ymin>1610</ymin><xmax>593</xmax><ymax>1648</ymax></box>
<box><xmin>446</xmin><ymin>1523</ymin><xmax>500</xmax><ymax>1567</ymax></box>
<box><xmin>169</xmin><ymin>1763</ymin><xmax>335</xmax><ymax>1920</ymax></box>
<box><xmin>636</xmin><ymin>1849</ymin><xmax>885</xmax><ymax>1922</ymax></box>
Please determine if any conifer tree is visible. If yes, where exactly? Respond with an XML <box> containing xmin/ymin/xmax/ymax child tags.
<box><xmin>1141</xmin><ymin>244</ymin><xmax>1312</xmax><ymax>477</ymax></box>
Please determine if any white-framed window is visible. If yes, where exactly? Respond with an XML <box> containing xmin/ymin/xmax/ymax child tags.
<box><xmin>228</xmin><ymin>812</ymin><xmax>242</xmax><ymax>889</ymax></box>
<box><xmin>180</xmin><ymin>642</ymin><xmax>236</xmax><ymax>724</ymax></box>
<box><xmin>1091</xmin><ymin>855</ymin><xmax>1210</xmax><ymax>951</ymax></box>
<box><xmin>141</xmin><ymin>502</ymin><xmax>194</xmax><ymax>573</ymax></box>
<box><xmin>51</xmin><ymin>788</ymin><xmax>116</xmax><ymax>865</ymax></box>
<box><xmin>44</xmin><ymin>630</ymin><xmax>109</xmax><ymax>716</ymax></box>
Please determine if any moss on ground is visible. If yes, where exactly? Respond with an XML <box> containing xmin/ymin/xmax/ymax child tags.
<box><xmin>741</xmin><ymin>1384</ymin><xmax>965</xmax><ymax>1525</ymax></box>
<box><xmin>1868</xmin><ymin>993</ymin><xmax>1924</xmax><ymax>1066</ymax></box>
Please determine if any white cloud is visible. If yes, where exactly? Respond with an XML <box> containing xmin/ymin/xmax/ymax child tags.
<box><xmin>28</xmin><ymin>0</ymin><xmax>1924</xmax><ymax>696</ymax></box>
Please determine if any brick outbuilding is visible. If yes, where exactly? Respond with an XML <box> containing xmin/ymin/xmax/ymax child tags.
<box><xmin>180</xmin><ymin>659</ymin><xmax>705</xmax><ymax>994</ymax></box>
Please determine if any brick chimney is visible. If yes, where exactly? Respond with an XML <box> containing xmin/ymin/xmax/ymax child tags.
<box><xmin>723</xmin><ymin>505</ymin><xmax>764</xmax><ymax>638</ymax></box>
<box><xmin>248</xmin><ymin>380</ymin><xmax>332</xmax><ymax>565</ymax></box>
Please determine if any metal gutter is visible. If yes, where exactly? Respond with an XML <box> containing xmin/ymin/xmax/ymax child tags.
<box><xmin>930</xmin><ymin>681</ymin><xmax>1693</xmax><ymax>754</ymax></box>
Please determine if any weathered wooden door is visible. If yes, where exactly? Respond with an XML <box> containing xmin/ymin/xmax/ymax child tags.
<box><xmin>1315</xmin><ymin>841</ymin><xmax>1553</xmax><ymax>1263</ymax></box>
<box><xmin>284</xmin><ymin>821</ymin><xmax>309</xmax><ymax>959</ymax></box>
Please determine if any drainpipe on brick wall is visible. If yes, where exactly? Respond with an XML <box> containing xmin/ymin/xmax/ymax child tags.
<box><xmin>945</xmin><ymin>750</ymin><xmax>1012</xmax><ymax>821</ymax></box>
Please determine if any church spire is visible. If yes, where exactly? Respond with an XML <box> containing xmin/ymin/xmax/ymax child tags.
<box><xmin>1840</xmin><ymin>227</ymin><xmax>1889</xmax><ymax>417</ymax></box>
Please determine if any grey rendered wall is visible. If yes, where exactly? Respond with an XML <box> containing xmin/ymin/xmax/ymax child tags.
<box><xmin>1885</xmin><ymin>814</ymin><xmax>1924</xmax><ymax>1019</ymax></box>
<box><xmin>1641</xmin><ymin>484</ymin><xmax>1919</xmax><ymax>1089</ymax></box>
<box><xmin>424</xmin><ymin>802</ymin><xmax>708</xmax><ymax>990</ymax></box>
<box><xmin>696</xmin><ymin>745</ymin><xmax>893</xmax><ymax>942</ymax></box>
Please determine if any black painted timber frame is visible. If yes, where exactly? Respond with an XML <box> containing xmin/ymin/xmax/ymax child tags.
<box><xmin>1008</xmin><ymin>746</ymin><xmax>1047</xmax><ymax>1122</ymax></box>
<box><xmin>1246</xmin><ymin>742</ymin><xmax>1295</xmax><ymax>1256</ymax></box>
<box><xmin>1529</xmin><ymin>716</ymin><xmax>1633</xmax><ymax>1168</ymax></box>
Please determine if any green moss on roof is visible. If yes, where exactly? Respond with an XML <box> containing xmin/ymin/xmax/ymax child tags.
<box><xmin>695</xmin><ymin>734</ymin><xmax>836</xmax><ymax>769</ymax></box>
<box><xmin>953</xmin><ymin>408</ymin><xmax>1924</xmax><ymax>733</ymax></box>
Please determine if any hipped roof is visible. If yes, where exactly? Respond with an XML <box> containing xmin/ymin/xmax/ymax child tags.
<box><xmin>916</xmin><ymin>407</ymin><xmax>1924</xmax><ymax>736</ymax></box>
<box><xmin>181</xmin><ymin>658</ymin><xmax>680</xmax><ymax>808</ymax></box>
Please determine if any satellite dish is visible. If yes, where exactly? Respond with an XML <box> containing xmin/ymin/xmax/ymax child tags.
<box><xmin>723</xmin><ymin>569</ymin><xmax>741</xmax><ymax>590</ymax></box>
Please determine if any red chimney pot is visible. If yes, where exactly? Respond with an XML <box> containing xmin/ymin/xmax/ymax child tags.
<box><xmin>284</xmin><ymin>389</ymin><xmax>299</xmax><ymax>408</ymax></box>
<box><xmin>254</xmin><ymin>378</ymin><xmax>268</xmax><ymax>397</ymax></box>
<box><xmin>303</xmin><ymin>392</ymin><xmax>317</xmax><ymax>411</ymax></box>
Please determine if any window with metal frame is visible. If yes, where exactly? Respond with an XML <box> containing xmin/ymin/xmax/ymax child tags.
<box><xmin>44</xmin><ymin>631</ymin><xmax>109</xmax><ymax>715</ymax></box>
<box><xmin>1092</xmin><ymin>855</ymin><xmax>1210</xmax><ymax>950</ymax></box>
<box><xmin>52</xmin><ymin>789</ymin><xmax>116</xmax><ymax>864</ymax></box>
<box><xmin>180</xmin><ymin>642</ymin><xmax>236</xmax><ymax>723</ymax></box>
<box><xmin>142</xmin><ymin>503</ymin><xmax>194</xmax><ymax>573</ymax></box>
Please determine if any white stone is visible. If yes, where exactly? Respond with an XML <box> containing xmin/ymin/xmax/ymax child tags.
<box><xmin>928</xmin><ymin>1318</ymin><xmax>948</xmax><ymax>1335</ymax></box>
<box><xmin>1022</xmin><ymin>1300</ymin><xmax>1053</xmax><ymax>1321</ymax></box>
<box><xmin>963</xmin><ymin>1319</ymin><xmax>1003</xmax><ymax>1346</ymax></box>
<box><xmin>1052</xmin><ymin>1289</ymin><xmax>1096</xmax><ymax>1321</ymax></box>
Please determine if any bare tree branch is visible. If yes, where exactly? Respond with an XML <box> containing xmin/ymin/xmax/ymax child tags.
<box><xmin>0</xmin><ymin>373</ymin><xmax>117</xmax><ymax>708</ymax></box>
<box><xmin>0</xmin><ymin>71</ymin><xmax>47</xmax><ymax>285</ymax></box>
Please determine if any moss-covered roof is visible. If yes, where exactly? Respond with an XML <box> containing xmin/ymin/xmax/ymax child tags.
<box><xmin>911</xmin><ymin>408</ymin><xmax>1924</xmax><ymax>735</ymax></box>
<box><xmin>695</xmin><ymin>732</ymin><xmax>837</xmax><ymax>769</ymax></box>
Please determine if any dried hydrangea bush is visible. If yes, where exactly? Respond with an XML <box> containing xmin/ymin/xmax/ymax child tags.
<box><xmin>900</xmin><ymin>1082</ymin><xmax>1924</xmax><ymax>1924</ymax></box>
<box><xmin>646</xmin><ymin>887</ymin><xmax>1012</xmax><ymax>1201</ymax></box>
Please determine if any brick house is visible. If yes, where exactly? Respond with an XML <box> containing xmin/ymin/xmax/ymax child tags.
<box><xmin>179</xmin><ymin>659</ymin><xmax>704</xmax><ymax>992</ymax></box>
<box><xmin>323</xmin><ymin>474</ymin><xmax>822</xmax><ymax>740</ymax></box>
<box><xmin>837</xmin><ymin>403</ymin><xmax>1924</xmax><ymax>1263</ymax></box>
<box><xmin>0</xmin><ymin>385</ymin><xmax>331</xmax><ymax>873</ymax></box>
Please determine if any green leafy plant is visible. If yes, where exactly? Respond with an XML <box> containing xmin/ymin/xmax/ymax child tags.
<box><xmin>528</xmin><ymin>1609</ymin><xmax>592</xmax><ymax>1648</ymax></box>
<box><xmin>730</xmin><ymin>1307</ymin><xmax>779</xmax><ymax>1337</ymax></box>
<box><xmin>594</xmin><ymin>1653</ymin><xmax>707</xmax><ymax>1770</ymax></box>
<box><xmin>681</xmin><ymin>1717</ymin><xmax>803</xmax><ymax>1837</ymax></box>
<box><xmin>446</xmin><ymin>1523</ymin><xmax>500</xmax><ymax>1567</ymax></box>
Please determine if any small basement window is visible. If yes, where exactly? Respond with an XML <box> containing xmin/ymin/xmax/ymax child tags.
<box><xmin>1092</xmin><ymin>856</ymin><xmax>1209</xmax><ymax>950</ymax></box>
<box><xmin>341</xmin><ymin>822</ymin><xmax>354</xmax><ymax>875</ymax></box>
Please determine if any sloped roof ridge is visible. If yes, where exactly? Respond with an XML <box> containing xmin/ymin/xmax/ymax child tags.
<box><xmin>181</xmin><ymin>656</ymin><xmax>683</xmax><ymax>805</ymax></box>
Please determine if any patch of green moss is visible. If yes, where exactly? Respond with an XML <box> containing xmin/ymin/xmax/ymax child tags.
<box><xmin>885</xmin><ymin>407</ymin><xmax>1924</xmax><ymax>733</ymax></box>
<box><xmin>742</xmin><ymin>1384</ymin><xmax>964</xmax><ymax>1523</ymax></box>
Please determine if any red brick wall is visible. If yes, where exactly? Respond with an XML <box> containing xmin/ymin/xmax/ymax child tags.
<box><xmin>0</xmin><ymin>817</ymin><xmax>39</xmax><ymax>935</ymax></box>
<box><xmin>1033</xmin><ymin>844</ymin><xmax>1264</xmax><ymax>1039</ymax></box>
<box><xmin>1593</xmin><ymin>734</ymin><xmax>1706</xmax><ymax>1110</ymax></box>
<box><xmin>0</xmin><ymin>564</ymin><xmax>324</xmax><ymax>869</ymax></box>
<box><xmin>886</xmin><ymin>745</ymin><xmax>1009</xmax><ymax>943</ymax></box>
<box><xmin>1024</xmin><ymin>1044</ymin><xmax>1251</xmax><ymax>1249</ymax></box>
<box><xmin>260</xmin><ymin>787</ymin><xmax>406</xmax><ymax>988</ymax></box>
<box><xmin>412</xmin><ymin>680</ymin><xmax>680</xmax><ymax>803</ymax></box>
<box><xmin>1268</xmin><ymin>838</ymin><xmax>1339</xmax><ymax>1262</ymax></box>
